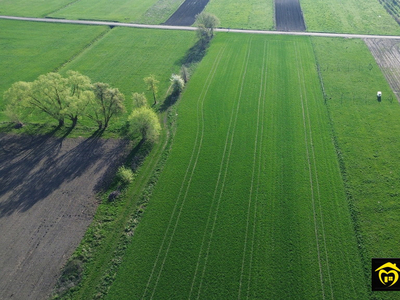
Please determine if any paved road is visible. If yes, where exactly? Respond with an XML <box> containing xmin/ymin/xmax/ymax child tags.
<box><xmin>2</xmin><ymin>15</ymin><xmax>400</xmax><ymax>40</ymax></box>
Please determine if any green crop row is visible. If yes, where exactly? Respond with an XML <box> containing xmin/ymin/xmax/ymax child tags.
<box><xmin>105</xmin><ymin>33</ymin><xmax>368</xmax><ymax>299</ymax></box>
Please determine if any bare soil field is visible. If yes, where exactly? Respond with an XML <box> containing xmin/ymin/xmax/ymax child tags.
<box><xmin>378</xmin><ymin>0</ymin><xmax>400</xmax><ymax>25</ymax></box>
<box><xmin>365</xmin><ymin>38</ymin><xmax>400</xmax><ymax>102</ymax></box>
<box><xmin>275</xmin><ymin>0</ymin><xmax>306</xmax><ymax>31</ymax></box>
<box><xmin>163</xmin><ymin>0</ymin><xmax>209</xmax><ymax>26</ymax></box>
<box><xmin>0</xmin><ymin>133</ymin><xmax>129</xmax><ymax>300</ymax></box>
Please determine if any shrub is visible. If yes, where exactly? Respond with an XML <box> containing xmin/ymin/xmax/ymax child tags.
<box><xmin>116</xmin><ymin>166</ymin><xmax>135</xmax><ymax>186</ymax></box>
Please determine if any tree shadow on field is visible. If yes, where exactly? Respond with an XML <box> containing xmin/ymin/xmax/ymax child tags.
<box><xmin>178</xmin><ymin>39</ymin><xmax>209</xmax><ymax>66</ymax></box>
<box><xmin>0</xmin><ymin>130</ymin><xmax>129</xmax><ymax>217</ymax></box>
<box><xmin>159</xmin><ymin>92</ymin><xmax>180</xmax><ymax>112</ymax></box>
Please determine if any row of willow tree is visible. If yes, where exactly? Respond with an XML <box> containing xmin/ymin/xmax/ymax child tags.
<box><xmin>3</xmin><ymin>12</ymin><xmax>218</xmax><ymax>142</ymax></box>
<box><xmin>3</xmin><ymin>70</ymin><xmax>186</xmax><ymax>142</ymax></box>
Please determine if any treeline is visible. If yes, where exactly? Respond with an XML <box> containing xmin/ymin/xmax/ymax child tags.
<box><xmin>2</xmin><ymin>71</ymin><xmax>177</xmax><ymax>143</ymax></box>
<box><xmin>4</xmin><ymin>71</ymin><xmax>125</xmax><ymax>129</ymax></box>
<box><xmin>3</xmin><ymin>12</ymin><xmax>218</xmax><ymax>143</ymax></box>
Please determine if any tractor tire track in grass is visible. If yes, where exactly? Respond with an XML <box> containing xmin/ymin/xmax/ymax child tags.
<box><xmin>194</xmin><ymin>37</ymin><xmax>253</xmax><ymax>299</ymax></box>
<box><xmin>186</xmin><ymin>42</ymin><xmax>246</xmax><ymax>298</ymax></box>
<box><xmin>141</xmin><ymin>46</ymin><xmax>227</xmax><ymax>299</ymax></box>
<box><xmin>295</xmin><ymin>40</ymin><xmax>336</xmax><ymax>299</ymax></box>
<box><xmin>294</xmin><ymin>41</ymin><xmax>325</xmax><ymax>299</ymax></box>
<box><xmin>296</xmin><ymin>41</ymin><xmax>334</xmax><ymax>299</ymax></box>
<box><xmin>245</xmin><ymin>41</ymin><xmax>271</xmax><ymax>299</ymax></box>
<box><xmin>237</xmin><ymin>40</ymin><xmax>267</xmax><ymax>300</ymax></box>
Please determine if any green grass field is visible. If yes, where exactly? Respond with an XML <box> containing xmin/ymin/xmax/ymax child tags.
<box><xmin>301</xmin><ymin>0</ymin><xmax>400</xmax><ymax>35</ymax></box>
<box><xmin>0</xmin><ymin>20</ymin><xmax>108</xmax><ymax>120</ymax></box>
<box><xmin>104</xmin><ymin>33</ymin><xmax>368</xmax><ymax>299</ymax></box>
<box><xmin>49</xmin><ymin>0</ymin><xmax>161</xmax><ymax>23</ymax></box>
<box><xmin>205</xmin><ymin>0</ymin><xmax>274</xmax><ymax>30</ymax></box>
<box><xmin>1</xmin><ymin>21</ymin><xmax>195</xmax><ymax>130</ymax></box>
<box><xmin>61</xmin><ymin>27</ymin><xmax>196</xmax><ymax>128</ymax></box>
<box><xmin>135</xmin><ymin>0</ymin><xmax>185</xmax><ymax>24</ymax></box>
<box><xmin>0</xmin><ymin>0</ymin><xmax>72</xmax><ymax>17</ymax></box>
<box><xmin>313</xmin><ymin>37</ymin><xmax>400</xmax><ymax>300</ymax></box>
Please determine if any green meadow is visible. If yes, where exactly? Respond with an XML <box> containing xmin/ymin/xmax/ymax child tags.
<box><xmin>301</xmin><ymin>0</ymin><xmax>400</xmax><ymax>35</ymax></box>
<box><xmin>48</xmin><ymin>0</ymin><xmax>168</xmax><ymax>23</ymax></box>
<box><xmin>205</xmin><ymin>0</ymin><xmax>274</xmax><ymax>30</ymax></box>
<box><xmin>61</xmin><ymin>27</ymin><xmax>196</xmax><ymax>129</ymax></box>
<box><xmin>1</xmin><ymin>21</ymin><xmax>195</xmax><ymax>131</ymax></box>
<box><xmin>0</xmin><ymin>0</ymin><xmax>72</xmax><ymax>17</ymax></box>
<box><xmin>0</xmin><ymin>20</ymin><xmax>108</xmax><ymax>120</ymax></box>
<box><xmin>313</xmin><ymin>37</ymin><xmax>400</xmax><ymax>299</ymax></box>
<box><xmin>105</xmin><ymin>33</ymin><xmax>367</xmax><ymax>299</ymax></box>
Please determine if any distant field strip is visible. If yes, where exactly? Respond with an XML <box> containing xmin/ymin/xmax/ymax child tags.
<box><xmin>0</xmin><ymin>0</ymin><xmax>73</xmax><ymax>17</ymax></box>
<box><xmin>313</xmin><ymin>36</ymin><xmax>400</xmax><ymax>300</ymax></box>
<box><xmin>0</xmin><ymin>19</ymin><xmax>107</xmax><ymax>119</ymax></box>
<box><xmin>204</xmin><ymin>0</ymin><xmax>274</xmax><ymax>30</ymax></box>
<box><xmin>48</xmin><ymin>0</ymin><xmax>159</xmax><ymax>22</ymax></box>
<box><xmin>365</xmin><ymin>38</ymin><xmax>400</xmax><ymax>102</ymax></box>
<box><xmin>300</xmin><ymin>0</ymin><xmax>400</xmax><ymax>35</ymax></box>
<box><xmin>105</xmin><ymin>34</ymin><xmax>368</xmax><ymax>299</ymax></box>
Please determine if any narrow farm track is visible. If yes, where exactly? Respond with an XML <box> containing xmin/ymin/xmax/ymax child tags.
<box><xmin>195</xmin><ymin>38</ymin><xmax>252</xmax><ymax>300</ymax></box>
<box><xmin>2</xmin><ymin>15</ymin><xmax>400</xmax><ymax>39</ymax></box>
<box><xmin>295</xmin><ymin>41</ymin><xmax>326</xmax><ymax>299</ymax></box>
<box><xmin>297</xmin><ymin>41</ymin><xmax>334</xmax><ymax>299</ymax></box>
<box><xmin>237</xmin><ymin>40</ymin><xmax>267</xmax><ymax>300</ymax></box>
<box><xmin>245</xmin><ymin>42</ymin><xmax>269</xmax><ymax>300</ymax></box>
<box><xmin>187</xmin><ymin>41</ymin><xmax>243</xmax><ymax>299</ymax></box>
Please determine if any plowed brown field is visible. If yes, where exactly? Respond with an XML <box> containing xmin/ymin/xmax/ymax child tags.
<box><xmin>0</xmin><ymin>133</ymin><xmax>129</xmax><ymax>300</ymax></box>
<box><xmin>163</xmin><ymin>0</ymin><xmax>209</xmax><ymax>26</ymax></box>
<box><xmin>365</xmin><ymin>38</ymin><xmax>400</xmax><ymax>102</ymax></box>
<box><xmin>275</xmin><ymin>0</ymin><xmax>306</xmax><ymax>31</ymax></box>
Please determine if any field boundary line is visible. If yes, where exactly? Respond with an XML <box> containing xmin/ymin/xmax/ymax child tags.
<box><xmin>238</xmin><ymin>40</ymin><xmax>267</xmax><ymax>300</ymax></box>
<box><xmin>195</xmin><ymin>37</ymin><xmax>253</xmax><ymax>300</ymax></box>
<box><xmin>54</xmin><ymin>27</ymin><xmax>111</xmax><ymax>72</ymax></box>
<box><xmin>294</xmin><ymin>41</ymin><xmax>325</xmax><ymax>300</ymax></box>
<box><xmin>297</xmin><ymin>43</ymin><xmax>334</xmax><ymax>298</ymax></box>
<box><xmin>142</xmin><ymin>46</ymin><xmax>227</xmax><ymax>299</ymax></box>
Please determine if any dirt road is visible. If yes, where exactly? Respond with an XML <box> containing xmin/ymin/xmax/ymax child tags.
<box><xmin>2</xmin><ymin>15</ymin><xmax>400</xmax><ymax>40</ymax></box>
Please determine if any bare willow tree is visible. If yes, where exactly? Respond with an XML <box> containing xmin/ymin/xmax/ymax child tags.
<box><xmin>88</xmin><ymin>82</ymin><xmax>126</xmax><ymax>130</ymax></box>
<box><xmin>132</xmin><ymin>92</ymin><xmax>148</xmax><ymax>109</ymax></box>
<box><xmin>196</xmin><ymin>12</ymin><xmax>220</xmax><ymax>44</ymax></box>
<box><xmin>143</xmin><ymin>75</ymin><xmax>159</xmax><ymax>106</ymax></box>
